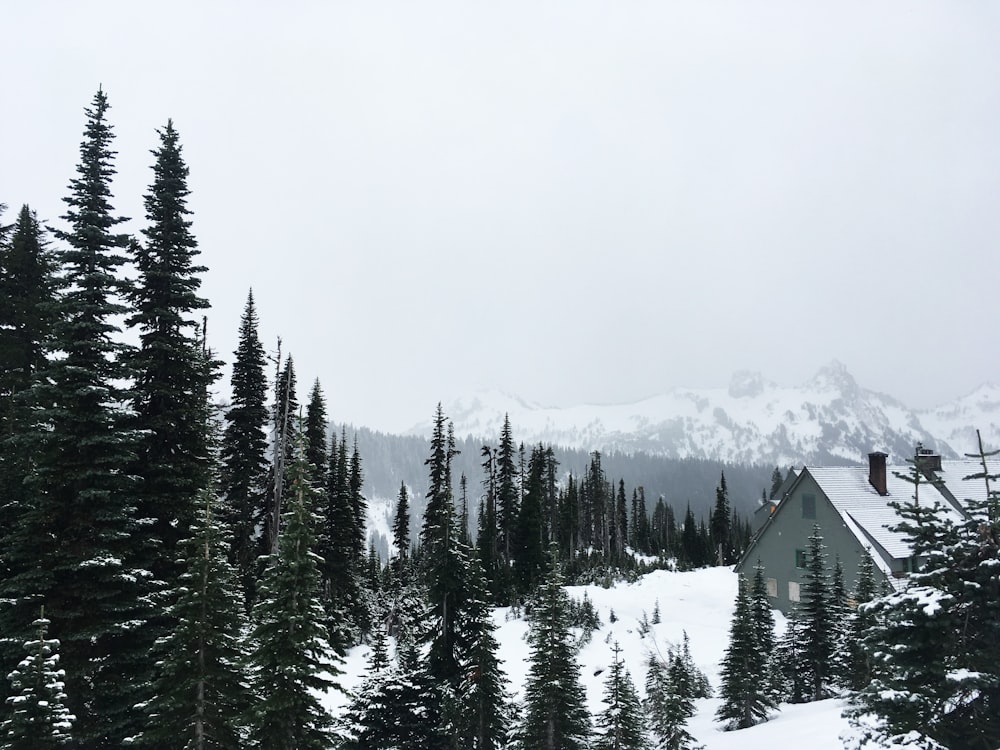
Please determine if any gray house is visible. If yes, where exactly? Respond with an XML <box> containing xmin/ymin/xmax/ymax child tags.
<box><xmin>735</xmin><ymin>450</ymin><xmax>980</xmax><ymax>614</ymax></box>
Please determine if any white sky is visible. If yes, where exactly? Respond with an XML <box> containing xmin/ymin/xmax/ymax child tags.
<box><xmin>3</xmin><ymin>1</ymin><xmax>999</xmax><ymax>433</ymax></box>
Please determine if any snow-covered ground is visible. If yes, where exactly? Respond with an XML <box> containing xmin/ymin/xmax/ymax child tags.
<box><xmin>323</xmin><ymin>566</ymin><xmax>858</xmax><ymax>748</ymax></box>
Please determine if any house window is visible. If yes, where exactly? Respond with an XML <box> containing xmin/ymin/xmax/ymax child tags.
<box><xmin>802</xmin><ymin>493</ymin><xmax>816</xmax><ymax>519</ymax></box>
<box><xmin>789</xmin><ymin>581</ymin><xmax>800</xmax><ymax>602</ymax></box>
<box><xmin>766</xmin><ymin>577</ymin><xmax>777</xmax><ymax>597</ymax></box>
<box><xmin>795</xmin><ymin>549</ymin><xmax>807</xmax><ymax>568</ymax></box>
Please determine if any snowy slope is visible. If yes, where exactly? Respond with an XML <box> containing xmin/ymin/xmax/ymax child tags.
<box><xmin>322</xmin><ymin>567</ymin><xmax>859</xmax><ymax>749</ymax></box>
<box><xmin>408</xmin><ymin>362</ymin><xmax>998</xmax><ymax>466</ymax></box>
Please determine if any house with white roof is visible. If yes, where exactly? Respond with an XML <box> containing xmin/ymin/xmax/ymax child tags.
<box><xmin>735</xmin><ymin>449</ymin><xmax>981</xmax><ymax>613</ymax></box>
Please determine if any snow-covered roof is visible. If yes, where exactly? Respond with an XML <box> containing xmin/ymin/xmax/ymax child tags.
<box><xmin>936</xmin><ymin>458</ymin><xmax>1000</xmax><ymax>509</ymax></box>
<box><xmin>806</xmin><ymin>465</ymin><xmax>962</xmax><ymax>560</ymax></box>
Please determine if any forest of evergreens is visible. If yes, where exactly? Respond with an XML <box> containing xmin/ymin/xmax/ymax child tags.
<box><xmin>1</xmin><ymin>91</ymin><xmax>998</xmax><ymax>750</ymax></box>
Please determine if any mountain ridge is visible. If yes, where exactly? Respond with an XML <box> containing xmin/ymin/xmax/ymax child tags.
<box><xmin>405</xmin><ymin>361</ymin><xmax>1000</xmax><ymax>467</ymax></box>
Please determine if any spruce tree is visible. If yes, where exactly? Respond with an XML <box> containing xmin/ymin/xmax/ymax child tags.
<box><xmin>845</xmin><ymin>550</ymin><xmax>878</xmax><ymax>691</ymax></box>
<box><xmin>419</xmin><ymin>404</ymin><xmax>466</xmax><ymax>686</ymax></box>
<box><xmin>801</xmin><ymin>524</ymin><xmax>833</xmax><ymax>701</ymax></box>
<box><xmin>716</xmin><ymin>576</ymin><xmax>774</xmax><ymax>730</ymax></box>
<box><xmin>514</xmin><ymin>445</ymin><xmax>547</xmax><ymax>596</ymax></box>
<box><xmin>644</xmin><ymin>654</ymin><xmax>696</xmax><ymax>750</ymax></box>
<box><xmin>321</xmin><ymin>428</ymin><xmax>361</xmax><ymax>651</ymax></box>
<box><xmin>456</xmin><ymin>556</ymin><xmax>511</xmax><ymax>750</ymax></box>
<box><xmin>848</xmin><ymin>439</ymin><xmax>1000</xmax><ymax>749</ymax></box>
<box><xmin>595</xmin><ymin>642</ymin><xmax>649</xmax><ymax>750</ymax></box>
<box><xmin>265</xmin><ymin>354</ymin><xmax>299</xmax><ymax>553</ymax></box>
<box><xmin>518</xmin><ymin>550</ymin><xmax>591</xmax><ymax>750</ymax></box>
<box><xmin>710</xmin><ymin>472</ymin><xmax>732</xmax><ymax>565</ymax></box>
<box><xmin>248</xmin><ymin>429</ymin><xmax>341</xmax><ymax>749</ymax></box>
<box><xmin>0</xmin><ymin>89</ymin><xmax>151</xmax><ymax>746</ymax></box>
<box><xmin>219</xmin><ymin>290</ymin><xmax>270</xmax><ymax>610</ymax></box>
<box><xmin>127</xmin><ymin>118</ymin><xmax>214</xmax><ymax>591</ymax></box>
<box><xmin>134</xmin><ymin>491</ymin><xmax>252</xmax><ymax>749</ymax></box>
<box><xmin>496</xmin><ymin>415</ymin><xmax>520</xmax><ymax>587</ymax></box>
<box><xmin>1</xmin><ymin>610</ymin><xmax>74</xmax><ymax>749</ymax></box>
<box><xmin>0</xmin><ymin>205</ymin><xmax>58</xmax><ymax>697</ymax></box>
<box><xmin>392</xmin><ymin>481</ymin><xmax>412</xmax><ymax>578</ymax></box>
<box><xmin>303</xmin><ymin>378</ymin><xmax>328</xmax><ymax>487</ymax></box>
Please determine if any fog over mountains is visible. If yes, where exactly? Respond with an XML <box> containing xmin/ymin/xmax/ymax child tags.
<box><xmin>408</xmin><ymin>361</ymin><xmax>1000</xmax><ymax>468</ymax></box>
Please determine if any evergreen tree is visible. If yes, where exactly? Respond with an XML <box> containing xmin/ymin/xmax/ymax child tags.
<box><xmin>248</xmin><ymin>430</ymin><xmax>341</xmax><ymax>749</ymax></box>
<box><xmin>716</xmin><ymin>576</ymin><xmax>774</xmax><ymax>730</ymax></box>
<box><xmin>457</xmin><ymin>556</ymin><xmax>511</xmax><ymax>750</ymax></box>
<box><xmin>769</xmin><ymin>467</ymin><xmax>783</xmax><ymax>499</ymax></box>
<box><xmin>518</xmin><ymin>550</ymin><xmax>591</xmax><ymax>750</ymax></box>
<box><xmin>265</xmin><ymin>354</ymin><xmax>299</xmax><ymax>553</ymax></box>
<box><xmin>392</xmin><ymin>481</ymin><xmax>412</xmax><ymax>577</ymax></box>
<box><xmin>134</xmin><ymin>491</ymin><xmax>252</xmax><ymax>749</ymax></box>
<box><xmin>774</xmin><ymin>611</ymin><xmax>808</xmax><ymax>704</ymax></box>
<box><xmin>349</xmin><ymin>438</ymin><xmax>368</xmax><ymax>561</ymax></box>
<box><xmin>0</xmin><ymin>205</ymin><xmax>58</xmax><ymax>696</ymax></box>
<box><xmin>0</xmin><ymin>89</ymin><xmax>151</xmax><ymax>746</ymax></box>
<box><xmin>127</xmin><ymin>119</ymin><xmax>214</xmax><ymax>590</ymax></box>
<box><xmin>848</xmin><ymin>439</ymin><xmax>1000</xmax><ymax>750</ymax></box>
<box><xmin>710</xmin><ymin>472</ymin><xmax>731</xmax><ymax>565</ymax></box>
<box><xmin>801</xmin><ymin>524</ymin><xmax>833</xmax><ymax>701</ymax></box>
<box><xmin>644</xmin><ymin>654</ymin><xmax>696</xmax><ymax>750</ymax></box>
<box><xmin>340</xmin><ymin>626</ymin><xmax>447</xmax><ymax>750</ymax></box>
<box><xmin>595</xmin><ymin>642</ymin><xmax>649</xmax><ymax>750</ymax></box>
<box><xmin>303</xmin><ymin>378</ymin><xmax>328</xmax><ymax>487</ymax></box>
<box><xmin>322</xmin><ymin>428</ymin><xmax>361</xmax><ymax>651</ymax></box>
<box><xmin>219</xmin><ymin>290</ymin><xmax>270</xmax><ymax>610</ymax></box>
<box><xmin>845</xmin><ymin>550</ymin><xmax>878</xmax><ymax>691</ymax></box>
<box><xmin>514</xmin><ymin>445</ymin><xmax>547</xmax><ymax>596</ymax></box>
<box><xmin>749</xmin><ymin>562</ymin><xmax>775</xmax><ymax>663</ymax></box>
<box><xmin>1</xmin><ymin>610</ymin><xmax>74</xmax><ymax>748</ymax></box>
<box><xmin>419</xmin><ymin>404</ymin><xmax>465</xmax><ymax>686</ymax></box>
<box><xmin>477</xmin><ymin>444</ymin><xmax>502</xmax><ymax>601</ymax></box>
<box><xmin>496</xmin><ymin>415</ymin><xmax>520</xmax><ymax>580</ymax></box>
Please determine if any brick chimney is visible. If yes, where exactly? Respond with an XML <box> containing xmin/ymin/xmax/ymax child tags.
<box><xmin>868</xmin><ymin>451</ymin><xmax>888</xmax><ymax>496</ymax></box>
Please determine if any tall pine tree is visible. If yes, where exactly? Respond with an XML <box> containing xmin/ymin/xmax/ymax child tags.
<box><xmin>248</xmin><ymin>427</ymin><xmax>341</xmax><ymax>749</ymax></box>
<box><xmin>127</xmin><ymin>119</ymin><xmax>214</xmax><ymax>591</ymax></box>
<box><xmin>518</xmin><ymin>549</ymin><xmax>591</xmax><ymax>750</ymax></box>
<box><xmin>219</xmin><ymin>290</ymin><xmax>270</xmax><ymax>611</ymax></box>
<box><xmin>0</xmin><ymin>89</ymin><xmax>151</xmax><ymax>746</ymax></box>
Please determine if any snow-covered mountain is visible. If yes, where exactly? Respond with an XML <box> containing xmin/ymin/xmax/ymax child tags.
<box><xmin>409</xmin><ymin>361</ymin><xmax>1000</xmax><ymax>467</ymax></box>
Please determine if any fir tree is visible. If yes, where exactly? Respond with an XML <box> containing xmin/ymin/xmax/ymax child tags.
<box><xmin>0</xmin><ymin>89</ymin><xmax>151</xmax><ymax>746</ymax></box>
<box><xmin>801</xmin><ymin>524</ymin><xmax>833</xmax><ymax>701</ymax></box>
<box><xmin>845</xmin><ymin>550</ymin><xmax>878</xmax><ymax>691</ymax></box>
<box><xmin>595</xmin><ymin>641</ymin><xmax>649</xmax><ymax>750</ymax></box>
<box><xmin>710</xmin><ymin>472</ymin><xmax>731</xmax><ymax>565</ymax></box>
<box><xmin>774</xmin><ymin>611</ymin><xmax>808</xmax><ymax>704</ymax></box>
<box><xmin>419</xmin><ymin>404</ymin><xmax>466</xmax><ymax>686</ymax></box>
<box><xmin>769</xmin><ymin>468</ymin><xmax>783</xmax><ymax>499</ymax></box>
<box><xmin>644</xmin><ymin>654</ymin><xmax>696</xmax><ymax>750</ymax></box>
<box><xmin>304</xmin><ymin>378</ymin><xmax>329</xmax><ymax>487</ymax></box>
<box><xmin>127</xmin><ymin>118</ymin><xmax>214</xmax><ymax>590</ymax></box>
<box><xmin>848</xmin><ymin>439</ymin><xmax>1000</xmax><ymax>750</ymax></box>
<box><xmin>518</xmin><ymin>550</ymin><xmax>591</xmax><ymax>750</ymax></box>
<box><xmin>392</xmin><ymin>481</ymin><xmax>412</xmax><ymax>577</ymax></box>
<box><xmin>514</xmin><ymin>444</ymin><xmax>547</xmax><ymax>596</ymax></box>
<box><xmin>716</xmin><ymin>576</ymin><xmax>774</xmax><ymax>730</ymax></box>
<box><xmin>265</xmin><ymin>354</ymin><xmax>299</xmax><ymax>553</ymax></box>
<box><xmin>219</xmin><ymin>290</ymin><xmax>270</xmax><ymax>610</ymax></box>
<box><xmin>0</xmin><ymin>205</ymin><xmax>58</xmax><ymax>696</ymax></box>
<box><xmin>248</xmin><ymin>429</ymin><xmax>341</xmax><ymax>749</ymax></box>
<box><xmin>134</xmin><ymin>491</ymin><xmax>252</xmax><ymax>749</ymax></box>
<box><xmin>496</xmin><ymin>415</ymin><xmax>520</xmax><ymax>580</ymax></box>
<box><xmin>322</xmin><ymin>428</ymin><xmax>361</xmax><ymax>651</ymax></box>
<box><xmin>1</xmin><ymin>610</ymin><xmax>74</xmax><ymax>749</ymax></box>
<box><xmin>457</xmin><ymin>556</ymin><xmax>511</xmax><ymax>750</ymax></box>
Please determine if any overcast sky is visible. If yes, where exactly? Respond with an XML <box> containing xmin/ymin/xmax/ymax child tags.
<box><xmin>3</xmin><ymin>2</ymin><xmax>999</xmax><ymax>433</ymax></box>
